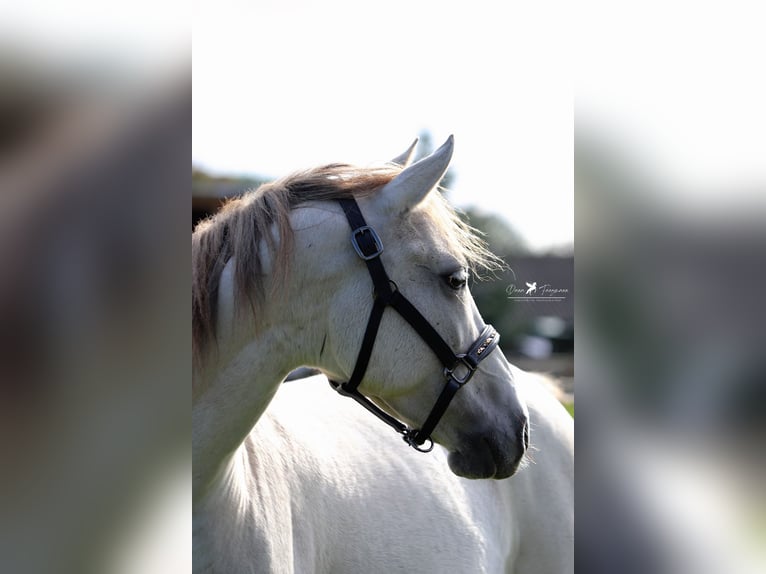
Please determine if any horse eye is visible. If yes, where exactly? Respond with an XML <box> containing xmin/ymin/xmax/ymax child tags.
<box><xmin>445</xmin><ymin>269</ymin><xmax>468</xmax><ymax>290</ymax></box>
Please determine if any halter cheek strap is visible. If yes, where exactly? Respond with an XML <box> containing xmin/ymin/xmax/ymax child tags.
<box><xmin>328</xmin><ymin>198</ymin><xmax>500</xmax><ymax>452</ymax></box>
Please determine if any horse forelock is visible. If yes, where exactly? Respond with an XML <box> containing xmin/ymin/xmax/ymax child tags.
<box><xmin>192</xmin><ymin>163</ymin><xmax>505</xmax><ymax>373</ymax></box>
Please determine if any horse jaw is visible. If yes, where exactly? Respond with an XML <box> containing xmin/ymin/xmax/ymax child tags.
<box><xmin>378</xmin><ymin>135</ymin><xmax>454</xmax><ymax>214</ymax></box>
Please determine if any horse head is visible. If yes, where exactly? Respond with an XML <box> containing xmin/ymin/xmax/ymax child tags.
<box><xmin>291</xmin><ymin>137</ymin><xmax>529</xmax><ymax>479</ymax></box>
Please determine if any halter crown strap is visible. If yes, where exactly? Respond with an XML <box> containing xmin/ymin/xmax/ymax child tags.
<box><xmin>329</xmin><ymin>197</ymin><xmax>499</xmax><ymax>451</ymax></box>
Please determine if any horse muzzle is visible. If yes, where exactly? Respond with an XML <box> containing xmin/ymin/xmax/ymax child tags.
<box><xmin>447</xmin><ymin>415</ymin><xmax>530</xmax><ymax>479</ymax></box>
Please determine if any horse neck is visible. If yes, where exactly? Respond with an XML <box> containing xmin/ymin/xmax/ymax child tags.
<box><xmin>193</xmin><ymin>253</ymin><xmax>328</xmax><ymax>500</ymax></box>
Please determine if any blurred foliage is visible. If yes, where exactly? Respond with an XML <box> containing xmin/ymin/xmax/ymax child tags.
<box><xmin>459</xmin><ymin>208</ymin><xmax>530</xmax><ymax>259</ymax></box>
<box><xmin>192</xmin><ymin>166</ymin><xmax>267</xmax><ymax>195</ymax></box>
<box><xmin>459</xmin><ymin>207</ymin><xmax>532</xmax><ymax>345</ymax></box>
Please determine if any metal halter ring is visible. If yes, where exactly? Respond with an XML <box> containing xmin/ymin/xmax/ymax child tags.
<box><xmin>443</xmin><ymin>355</ymin><xmax>477</xmax><ymax>386</ymax></box>
<box><xmin>403</xmin><ymin>431</ymin><xmax>434</xmax><ymax>453</ymax></box>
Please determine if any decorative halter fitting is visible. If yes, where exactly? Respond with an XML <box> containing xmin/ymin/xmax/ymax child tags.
<box><xmin>329</xmin><ymin>198</ymin><xmax>500</xmax><ymax>452</ymax></box>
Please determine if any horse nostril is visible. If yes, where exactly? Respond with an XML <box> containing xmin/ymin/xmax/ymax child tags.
<box><xmin>521</xmin><ymin>419</ymin><xmax>530</xmax><ymax>451</ymax></box>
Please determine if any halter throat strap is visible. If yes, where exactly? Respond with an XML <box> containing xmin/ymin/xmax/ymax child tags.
<box><xmin>328</xmin><ymin>197</ymin><xmax>500</xmax><ymax>451</ymax></box>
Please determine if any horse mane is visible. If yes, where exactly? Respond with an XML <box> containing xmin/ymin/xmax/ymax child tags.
<box><xmin>192</xmin><ymin>162</ymin><xmax>504</xmax><ymax>370</ymax></box>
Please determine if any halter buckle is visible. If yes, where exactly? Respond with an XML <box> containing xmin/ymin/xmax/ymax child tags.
<box><xmin>443</xmin><ymin>355</ymin><xmax>476</xmax><ymax>386</ymax></box>
<box><xmin>350</xmin><ymin>226</ymin><xmax>384</xmax><ymax>260</ymax></box>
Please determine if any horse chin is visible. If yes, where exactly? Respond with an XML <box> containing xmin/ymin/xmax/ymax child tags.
<box><xmin>446</xmin><ymin>436</ymin><xmax>523</xmax><ymax>480</ymax></box>
<box><xmin>447</xmin><ymin>448</ymin><xmax>497</xmax><ymax>479</ymax></box>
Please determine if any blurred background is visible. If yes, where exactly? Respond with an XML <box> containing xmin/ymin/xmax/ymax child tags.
<box><xmin>1</xmin><ymin>0</ymin><xmax>764</xmax><ymax>573</ymax></box>
<box><xmin>575</xmin><ymin>2</ymin><xmax>766</xmax><ymax>573</ymax></box>
<box><xmin>1</xmin><ymin>1</ymin><xmax>190</xmax><ymax>573</ymax></box>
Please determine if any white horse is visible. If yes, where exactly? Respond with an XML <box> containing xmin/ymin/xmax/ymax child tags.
<box><xmin>193</xmin><ymin>137</ymin><xmax>569</xmax><ymax>573</ymax></box>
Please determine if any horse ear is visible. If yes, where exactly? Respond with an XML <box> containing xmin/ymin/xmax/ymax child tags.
<box><xmin>388</xmin><ymin>138</ymin><xmax>419</xmax><ymax>167</ymax></box>
<box><xmin>380</xmin><ymin>135</ymin><xmax>454</xmax><ymax>213</ymax></box>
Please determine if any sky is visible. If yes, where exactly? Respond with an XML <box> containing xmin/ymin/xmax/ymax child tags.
<box><xmin>3</xmin><ymin>1</ymin><xmax>762</xmax><ymax>250</ymax></box>
<box><xmin>194</xmin><ymin>1</ymin><xmax>765</xmax><ymax>252</ymax></box>
<box><xmin>193</xmin><ymin>1</ymin><xmax>574</xmax><ymax>252</ymax></box>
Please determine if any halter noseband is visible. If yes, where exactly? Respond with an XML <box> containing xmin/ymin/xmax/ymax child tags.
<box><xmin>328</xmin><ymin>198</ymin><xmax>500</xmax><ymax>452</ymax></box>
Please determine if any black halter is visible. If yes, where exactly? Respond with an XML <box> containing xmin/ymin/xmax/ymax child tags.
<box><xmin>328</xmin><ymin>198</ymin><xmax>500</xmax><ymax>452</ymax></box>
